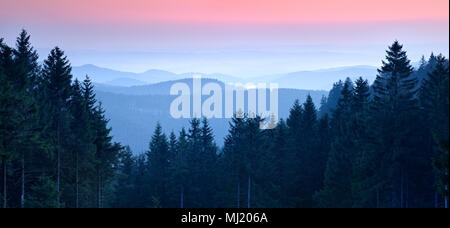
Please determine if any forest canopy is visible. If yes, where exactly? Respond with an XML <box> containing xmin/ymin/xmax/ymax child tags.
<box><xmin>0</xmin><ymin>31</ymin><xmax>448</xmax><ymax>208</ymax></box>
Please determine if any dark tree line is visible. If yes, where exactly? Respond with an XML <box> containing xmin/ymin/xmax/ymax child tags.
<box><xmin>115</xmin><ymin>41</ymin><xmax>448</xmax><ymax>208</ymax></box>
<box><xmin>1</xmin><ymin>31</ymin><xmax>448</xmax><ymax>208</ymax></box>
<box><xmin>0</xmin><ymin>30</ymin><xmax>123</xmax><ymax>208</ymax></box>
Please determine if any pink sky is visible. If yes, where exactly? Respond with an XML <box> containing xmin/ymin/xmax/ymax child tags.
<box><xmin>1</xmin><ymin>0</ymin><xmax>448</xmax><ymax>24</ymax></box>
<box><xmin>0</xmin><ymin>0</ymin><xmax>448</xmax><ymax>75</ymax></box>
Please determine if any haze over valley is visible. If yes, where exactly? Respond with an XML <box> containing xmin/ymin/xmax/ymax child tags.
<box><xmin>68</xmin><ymin>63</ymin><xmax>383</xmax><ymax>153</ymax></box>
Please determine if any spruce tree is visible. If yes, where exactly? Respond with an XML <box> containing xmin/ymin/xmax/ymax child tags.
<box><xmin>24</xmin><ymin>176</ymin><xmax>60</xmax><ymax>208</ymax></box>
<box><xmin>165</xmin><ymin>131</ymin><xmax>179</xmax><ymax>208</ymax></box>
<box><xmin>286</xmin><ymin>99</ymin><xmax>303</xmax><ymax>134</ymax></box>
<box><xmin>168</xmin><ymin>131</ymin><xmax>178</xmax><ymax>162</ymax></box>
<box><xmin>347</xmin><ymin>77</ymin><xmax>371</xmax><ymax>207</ymax></box>
<box><xmin>41</xmin><ymin>47</ymin><xmax>73</xmax><ymax>205</ymax></box>
<box><xmin>321</xmin><ymin>80</ymin><xmax>344</xmax><ymax>115</ymax></box>
<box><xmin>0</xmin><ymin>41</ymin><xmax>17</xmax><ymax>208</ymax></box>
<box><xmin>368</xmin><ymin>41</ymin><xmax>420</xmax><ymax>208</ymax></box>
<box><xmin>0</xmin><ymin>40</ymin><xmax>34</xmax><ymax>208</ymax></box>
<box><xmin>12</xmin><ymin>29</ymin><xmax>41</xmax><ymax>208</ymax></box>
<box><xmin>176</xmin><ymin>128</ymin><xmax>189</xmax><ymax>208</ymax></box>
<box><xmin>315</xmin><ymin>113</ymin><xmax>331</xmax><ymax>197</ymax></box>
<box><xmin>146</xmin><ymin>123</ymin><xmax>169</xmax><ymax>207</ymax></box>
<box><xmin>92</xmin><ymin>103</ymin><xmax>122</xmax><ymax>208</ymax></box>
<box><xmin>221</xmin><ymin>114</ymin><xmax>247</xmax><ymax>208</ymax></box>
<box><xmin>420</xmin><ymin>54</ymin><xmax>449</xmax><ymax>207</ymax></box>
<box><xmin>114</xmin><ymin>146</ymin><xmax>136</xmax><ymax>208</ymax></box>
<box><xmin>13</xmin><ymin>29</ymin><xmax>39</xmax><ymax>90</ymax></box>
<box><xmin>199</xmin><ymin>118</ymin><xmax>217</xmax><ymax>207</ymax></box>
<box><xmin>285</xmin><ymin>100</ymin><xmax>304</xmax><ymax>206</ymax></box>
<box><xmin>185</xmin><ymin>118</ymin><xmax>203</xmax><ymax>207</ymax></box>
<box><xmin>314</xmin><ymin>134</ymin><xmax>354</xmax><ymax>208</ymax></box>
<box><xmin>352</xmin><ymin>77</ymin><xmax>370</xmax><ymax>112</ymax></box>
<box><xmin>82</xmin><ymin>75</ymin><xmax>96</xmax><ymax>113</ymax></box>
<box><xmin>296</xmin><ymin>95</ymin><xmax>319</xmax><ymax>207</ymax></box>
<box><xmin>69</xmin><ymin>79</ymin><xmax>95</xmax><ymax>208</ymax></box>
<box><xmin>315</xmin><ymin>83</ymin><xmax>355</xmax><ymax>208</ymax></box>
<box><xmin>318</xmin><ymin>95</ymin><xmax>328</xmax><ymax>116</ymax></box>
<box><xmin>270</xmin><ymin>119</ymin><xmax>291</xmax><ymax>207</ymax></box>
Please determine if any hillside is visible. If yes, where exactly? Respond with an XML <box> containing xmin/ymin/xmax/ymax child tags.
<box><xmin>94</xmin><ymin>79</ymin><xmax>328</xmax><ymax>153</ymax></box>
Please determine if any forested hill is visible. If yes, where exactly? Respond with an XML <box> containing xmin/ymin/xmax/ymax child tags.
<box><xmin>93</xmin><ymin>79</ymin><xmax>327</xmax><ymax>153</ymax></box>
<box><xmin>108</xmin><ymin>42</ymin><xmax>450</xmax><ymax>208</ymax></box>
<box><xmin>1</xmin><ymin>31</ymin><xmax>448</xmax><ymax>208</ymax></box>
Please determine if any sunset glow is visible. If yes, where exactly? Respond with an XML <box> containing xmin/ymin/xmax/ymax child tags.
<box><xmin>1</xmin><ymin>0</ymin><xmax>448</xmax><ymax>75</ymax></box>
<box><xmin>1</xmin><ymin>0</ymin><xmax>449</xmax><ymax>24</ymax></box>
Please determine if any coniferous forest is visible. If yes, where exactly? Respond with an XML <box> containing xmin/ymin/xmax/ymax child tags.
<box><xmin>0</xmin><ymin>30</ymin><xmax>448</xmax><ymax>208</ymax></box>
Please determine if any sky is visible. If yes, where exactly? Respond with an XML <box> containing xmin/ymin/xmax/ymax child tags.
<box><xmin>0</xmin><ymin>0</ymin><xmax>449</xmax><ymax>76</ymax></box>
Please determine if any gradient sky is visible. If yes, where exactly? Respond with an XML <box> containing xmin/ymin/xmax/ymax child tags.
<box><xmin>1</xmin><ymin>0</ymin><xmax>448</xmax><ymax>76</ymax></box>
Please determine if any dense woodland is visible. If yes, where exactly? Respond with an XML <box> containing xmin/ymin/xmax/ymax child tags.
<box><xmin>0</xmin><ymin>30</ymin><xmax>448</xmax><ymax>208</ymax></box>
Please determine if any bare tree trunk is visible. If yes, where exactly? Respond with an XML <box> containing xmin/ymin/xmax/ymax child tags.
<box><xmin>100</xmin><ymin>175</ymin><xmax>103</xmax><ymax>208</ymax></box>
<box><xmin>57</xmin><ymin>118</ymin><xmax>61</xmax><ymax>204</ymax></box>
<box><xmin>57</xmin><ymin>146</ymin><xmax>60</xmax><ymax>204</ymax></box>
<box><xmin>446</xmin><ymin>169</ymin><xmax>449</xmax><ymax>208</ymax></box>
<box><xmin>445</xmin><ymin>190</ymin><xmax>448</xmax><ymax>209</ymax></box>
<box><xmin>180</xmin><ymin>186</ymin><xmax>184</xmax><ymax>208</ymax></box>
<box><xmin>97</xmin><ymin>169</ymin><xmax>101</xmax><ymax>208</ymax></box>
<box><xmin>435</xmin><ymin>191</ymin><xmax>438</xmax><ymax>208</ymax></box>
<box><xmin>406</xmin><ymin>173</ymin><xmax>409</xmax><ymax>208</ymax></box>
<box><xmin>2</xmin><ymin>157</ymin><xmax>6</xmax><ymax>208</ymax></box>
<box><xmin>180</xmin><ymin>149</ymin><xmax>183</xmax><ymax>208</ymax></box>
<box><xmin>21</xmin><ymin>152</ymin><xmax>25</xmax><ymax>208</ymax></box>
<box><xmin>391</xmin><ymin>189</ymin><xmax>395</xmax><ymax>208</ymax></box>
<box><xmin>400</xmin><ymin>171</ymin><xmax>404</xmax><ymax>208</ymax></box>
<box><xmin>237</xmin><ymin>181</ymin><xmax>240</xmax><ymax>208</ymax></box>
<box><xmin>76</xmin><ymin>151</ymin><xmax>79</xmax><ymax>208</ymax></box>
<box><xmin>376</xmin><ymin>188</ymin><xmax>379</xmax><ymax>208</ymax></box>
<box><xmin>247</xmin><ymin>176</ymin><xmax>251</xmax><ymax>208</ymax></box>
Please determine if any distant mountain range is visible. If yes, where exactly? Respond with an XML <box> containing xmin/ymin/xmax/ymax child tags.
<box><xmin>248</xmin><ymin>65</ymin><xmax>378</xmax><ymax>90</ymax></box>
<box><xmin>93</xmin><ymin>78</ymin><xmax>328</xmax><ymax>154</ymax></box>
<box><xmin>72</xmin><ymin>64</ymin><xmax>379</xmax><ymax>90</ymax></box>
<box><xmin>73</xmin><ymin>64</ymin><xmax>381</xmax><ymax>153</ymax></box>
<box><xmin>72</xmin><ymin>64</ymin><xmax>242</xmax><ymax>87</ymax></box>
